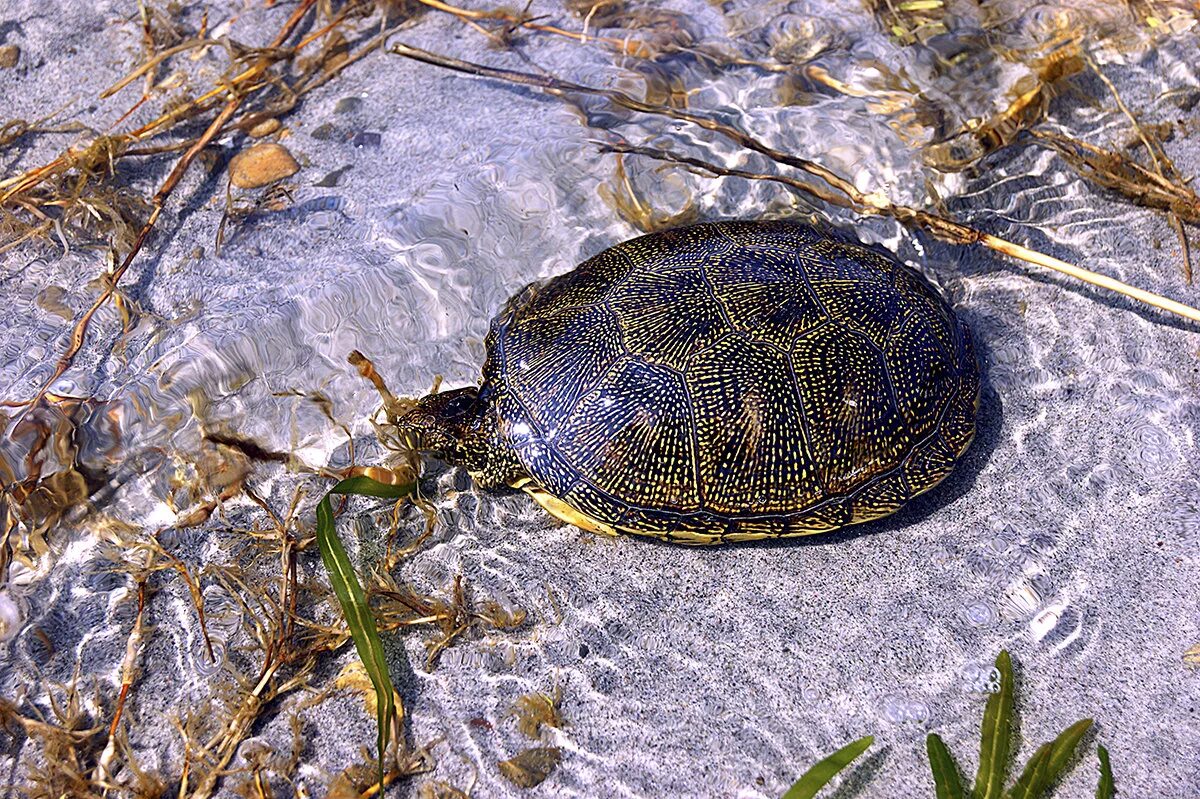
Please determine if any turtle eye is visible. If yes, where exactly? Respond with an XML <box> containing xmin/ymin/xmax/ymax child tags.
<box><xmin>442</xmin><ymin>393</ymin><xmax>476</xmax><ymax>416</ymax></box>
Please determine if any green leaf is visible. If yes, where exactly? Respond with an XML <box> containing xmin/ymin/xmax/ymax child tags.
<box><xmin>1006</xmin><ymin>743</ymin><xmax>1052</xmax><ymax>799</ymax></box>
<box><xmin>329</xmin><ymin>473</ymin><xmax>416</xmax><ymax>500</ymax></box>
<box><xmin>781</xmin><ymin>735</ymin><xmax>874</xmax><ymax>799</ymax></box>
<box><xmin>316</xmin><ymin>475</ymin><xmax>415</xmax><ymax>790</ymax></box>
<box><xmin>1095</xmin><ymin>745</ymin><xmax>1114</xmax><ymax>799</ymax></box>
<box><xmin>974</xmin><ymin>650</ymin><xmax>1014</xmax><ymax>799</ymax></box>
<box><xmin>1043</xmin><ymin>719</ymin><xmax>1093</xmax><ymax>784</ymax></box>
<box><xmin>1006</xmin><ymin>717</ymin><xmax>1093</xmax><ymax>799</ymax></box>
<box><xmin>927</xmin><ymin>733</ymin><xmax>967</xmax><ymax>799</ymax></box>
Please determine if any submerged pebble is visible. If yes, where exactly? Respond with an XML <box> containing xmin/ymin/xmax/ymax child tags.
<box><xmin>310</xmin><ymin>122</ymin><xmax>340</xmax><ymax>141</ymax></box>
<box><xmin>0</xmin><ymin>45</ymin><xmax>19</xmax><ymax>69</ymax></box>
<box><xmin>247</xmin><ymin>118</ymin><xmax>281</xmax><ymax>138</ymax></box>
<box><xmin>351</xmin><ymin>131</ymin><xmax>381</xmax><ymax>148</ymax></box>
<box><xmin>229</xmin><ymin>142</ymin><xmax>300</xmax><ymax>188</ymax></box>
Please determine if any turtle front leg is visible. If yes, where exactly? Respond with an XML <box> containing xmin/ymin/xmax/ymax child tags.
<box><xmin>463</xmin><ymin>428</ymin><xmax>527</xmax><ymax>492</ymax></box>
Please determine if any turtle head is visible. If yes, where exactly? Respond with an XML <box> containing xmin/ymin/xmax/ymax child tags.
<box><xmin>392</xmin><ymin>387</ymin><xmax>482</xmax><ymax>464</ymax></box>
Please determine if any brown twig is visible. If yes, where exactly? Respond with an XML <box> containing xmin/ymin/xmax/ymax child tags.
<box><xmin>94</xmin><ymin>552</ymin><xmax>153</xmax><ymax>786</ymax></box>
<box><xmin>1169</xmin><ymin>212</ymin><xmax>1192</xmax><ymax>284</ymax></box>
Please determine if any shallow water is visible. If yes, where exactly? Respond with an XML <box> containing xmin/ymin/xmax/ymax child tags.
<box><xmin>2</xmin><ymin>1</ymin><xmax>1200</xmax><ymax>796</ymax></box>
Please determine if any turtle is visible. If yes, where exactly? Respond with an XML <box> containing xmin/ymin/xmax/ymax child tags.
<box><xmin>392</xmin><ymin>219</ymin><xmax>979</xmax><ymax>544</ymax></box>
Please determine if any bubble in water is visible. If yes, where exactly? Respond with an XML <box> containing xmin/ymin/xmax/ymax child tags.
<box><xmin>193</xmin><ymin>637</ymin><xmax>227</xmax><ymax>679</ymax></box>
<box><xmin>881</xmin><ymin>695</ymin><xmax>930</xmax><ymax>725</ymax></box>
<box><xmin>800</xmin><ymin>683</ymin><xmax>823</xmax><ymax>703</ymax></box>
<box><xmin>1128</xmin><ymin>421</ymin><xmax>1179</xmax><ymax>478</ymax></box>
<box><xmin>963</xmin><ymin>601</ymin><xmax>996</xmax><ymax>626</ymax></box>
<box><xmin>959</xmin><ymin>662</ymin><xmax>1002</xmax><ymax>694</ymax></box>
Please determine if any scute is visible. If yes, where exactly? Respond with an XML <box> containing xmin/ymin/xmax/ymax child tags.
<box><xmin>884</xmin><ymin>309</ymin><xmax>956</xmax><ymax>436</ymax></box>
<box><xmin>803</xmin><ymin>246</ymin><xmax>902</xmax><ymax>345</ymax></box>
<box><xmin>851</xmin><ymin>471</ymin><xmax>911</xmax><ymax>522</ymax></box>
<box><xmin>686</xmin><ymin>334</ymin><xmax>823</xmax><ymax>513</ymax></box>
<box><xmin>705</xmin><ymin>247</ymin><xmax>828</xmax><ymax>349</ymax></box>
<box><xmin>791</xmin><ymin>322</ymin><xmax>910</xmax><ymax>494</ymax></box>
<box><xmin>555</xmin><ymin>357</ymin><xmax>700</xmax><ymax>511</ymax></box>
<box><xmin>904</xmin><ymin>434</ymin><xmax>960</xmax><ymax>496</ymax></box>
<box><xmin>504</xmin><ymin>304</ymin><xmax>625</xmax><ymax>430</ymax></box>
<box><xmin>609</xmin><ymin>267</ymin><xmax>729</xmax><ymax>370</ymax></box>
<box><xmin>481</xmin><ymin>220</ymin><xmax>979</xmax><ymax>543</ymax></box>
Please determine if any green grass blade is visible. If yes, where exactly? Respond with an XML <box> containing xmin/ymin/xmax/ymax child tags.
<box><xmin>1005</xmin><ymin>717</ymin><xmax>1092</xmax><ymax>799</ymax></box>
<box><xmin>927</xmin><ymin>733</ymin><xmax>967</xmax><ymax>799</ymax></box>
<box><xmin>781</xmin><ymin>735</ymin><xmax>874</xmax><ymax>799</ymax></box>
<box><xmin>974</xmin><ymin>650</ymin><xmax>1014</xmax><ymax>799</ymax></box>
<box><xmin>1043</xmin><ymin>719</ymin><xmax>1093</xmax><ymax>784</ymax></box>
<box><xmin>331</xmin><ymin>473</ymin><xmax>416</xmax><ymax>500</ymax></box>
<box><xmin>1005</xmin><ymin>743</ymin><xmax>1051</xmax><ymax>799</ymax></box>
<box><xmin>316</xmin><ymin>475</ymin><xmax>415</xmax><ymax>789</ymax></box>
<box><xmin>1095</xmin><ymin>745</ymin><xmax>1114</xmax><ymax>799</ymax></box>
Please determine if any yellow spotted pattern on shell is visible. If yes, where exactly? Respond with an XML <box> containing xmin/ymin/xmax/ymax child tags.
<box><xmin>482</xmin><ymin>220</ymin><xmax>979</xmax><ymax>544</ymax></box>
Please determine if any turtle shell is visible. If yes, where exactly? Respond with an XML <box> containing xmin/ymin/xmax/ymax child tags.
<box><xmin>481</xmin><ymin>220</ymin><xmax>978</xmax><ymax>544</ymax></box>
